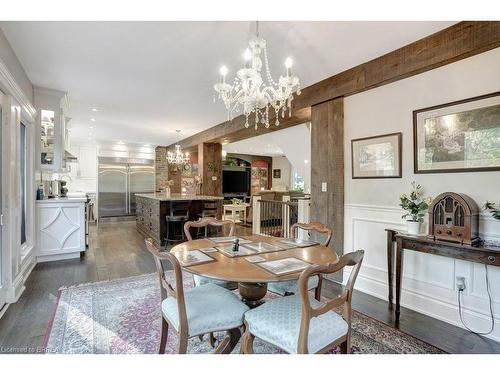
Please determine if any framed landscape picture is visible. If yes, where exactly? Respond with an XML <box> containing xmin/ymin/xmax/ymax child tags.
<box><xmin>413</xmin><ymin>92</ymin><xmax>500</xmax><ymax>173</ymax></box>
<box><xmin>351</xmin><ymin>132</ymin><xmax>402</xmax><ymax>179</ymax></box>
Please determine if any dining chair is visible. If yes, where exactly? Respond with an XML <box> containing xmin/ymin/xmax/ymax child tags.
<box><xmin>183</xmin><ymin>217</ymin><xmax>238</xmax><ymax>290</ymax></box>
<box><xmin>241</xmin><ymin>250</ymin><xmax>364</xmax><ymax>354</ymax></box>
<box><xmin>268</xmin><ymin>222</ymin><xmax>333</xmax><ymax>300</ymax></box>
<box><xmin>145</xmin><ymin>238</ymin><xmax>249</xmax><ymax>354</ymax></box>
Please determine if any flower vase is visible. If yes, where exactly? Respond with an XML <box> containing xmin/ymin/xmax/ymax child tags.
<box><xmin>407</xmin><ymin>220</ymin><xmax>420</xmax><ymax>235</ymax></box>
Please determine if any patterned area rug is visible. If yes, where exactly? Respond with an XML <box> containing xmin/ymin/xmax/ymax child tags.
<box><xmin>43</xmin><ymin>273</ymin><xmax>443</xmax><ymax>354</ymax></box>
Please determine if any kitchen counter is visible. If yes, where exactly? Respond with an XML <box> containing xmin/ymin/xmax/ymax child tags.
<box><xmin>135</xmin><ymin>194</ymin><xmax>223</xmax><ymax>246</ymax></box>
<box><xmin>36</xmin><ymin>197</ymin><xmax>88</xmax><ymax>203</ymax></box>
<box><xmin>135</xmin><ymin>193</ymin><xmax>223</xmax><ymax>201</ymax></box>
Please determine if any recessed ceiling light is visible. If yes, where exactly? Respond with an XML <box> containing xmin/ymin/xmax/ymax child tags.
<box><xmin>304</xmin><ymin>159</ymin><xmax>308</xmax><ymax>164</ymax></box>
<box><xmin>144</xmin><ymin>144</ymin><xmax>150</xmax><ymax>147</ymax></box>
<box><xmin>89</xmin><ymin>126</ymin><xmax>94</xmax><ymax>129</ymax></box>
<box><xmin>90</xmin><ymin>118</ymin><xmax>96</xmax><ymax>122</ymax></box>
<box><xmin>91</xmin><ymin>108</ymin><xmax>98</xmax><ymax>112</ymax></box>
<box><xmin>117</xmin><ymin>141</ymin><xmax>124</xmax><ymax>145</ymax></box>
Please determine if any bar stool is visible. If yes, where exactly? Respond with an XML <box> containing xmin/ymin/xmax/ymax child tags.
<box><xmin>165</xmin><ymin>201</ymin><xmax>190</xmax><ymax>246</ymax></box>
<box><xmin>198</xmin><ymin>200</ymin><xmax>219</xmax><ymax>238</ymax></box>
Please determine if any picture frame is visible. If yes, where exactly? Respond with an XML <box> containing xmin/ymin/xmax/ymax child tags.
<box><xmin>273</xmin><ymin>169</ymin><xmax>281</xmax><ymax>179</ymax></box>
<box><xmin>413</xmin><ymin>92</ymin><xmax>500</xmax><ymax>174</ymax></box>
<box><xmin>351</xmin><ymin>132</ymin><xmax>402</xmax><ymax>179</ymax></box>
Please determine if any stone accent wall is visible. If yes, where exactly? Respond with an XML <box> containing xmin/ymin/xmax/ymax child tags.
<box><xmin>155</xmin><ymin>146</ymin><xmax>168</xmax><ymax>192</ymax></box>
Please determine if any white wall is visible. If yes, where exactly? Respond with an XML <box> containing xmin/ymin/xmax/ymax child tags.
<box><xmin>271</xmin><ymin>156</ymin><xmax>291</xmax><ymax>190</ymax></box>
<box><xmin>344</xmin><ymin>47</ymin><xmax>500</xmax><ymax>341</ymax></box>
<box><xmin>269</xmin><ymin>123</ymin><xmax>311</xmax><ymax>192</ymax></box>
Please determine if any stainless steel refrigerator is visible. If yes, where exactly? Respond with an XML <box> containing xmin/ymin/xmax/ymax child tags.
<box><xmin>98</xmin><ymin>157</ymin><xmax>154</xmax><ymax>218</ymax></box>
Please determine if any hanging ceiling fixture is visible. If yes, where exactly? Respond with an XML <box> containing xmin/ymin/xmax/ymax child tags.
<box><xmin>167</xmin><ymin>130</ymin><xmax>190</xmax><ymax>165</ymax></box>
<box><xmin>213</xmin><ymin>21</ymin><xmax>301</xmax><ymax>130</ymax></box>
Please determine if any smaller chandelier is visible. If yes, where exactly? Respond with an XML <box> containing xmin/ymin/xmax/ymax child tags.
<box><xmin>167</xmin><ymin>130</ymin><xmax>190</xmax><ymax>165</ymax></box>
<box><xmin>214</xmin><ymin>21</ymin><xmax>301</xmax><ymax>130</ymax></box>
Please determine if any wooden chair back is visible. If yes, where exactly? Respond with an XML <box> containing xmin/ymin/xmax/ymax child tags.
<box><xmin>145</xmin><ymin>238</ymin><xmax>188</xmax><ymax>332</ymax></box>
<box><xmin>296</xmin><ymin>250</ymin><xmax>364</xmax><ymax>353</ymax></box>
<box><xmin>183</xmin><ymin>217</ymin><xmax>235</xmax><ymax>241</ymax></box>
<box><xmin>291</xmin><ymin>222</ymin><xmax>333</xmax><ymax>246</ymax></box>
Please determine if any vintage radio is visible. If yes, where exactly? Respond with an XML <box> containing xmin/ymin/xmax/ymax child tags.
<box><xmin>428</xmin><ymin>192</ymin><xmax>480</xmax><ymax>246</ymax></box>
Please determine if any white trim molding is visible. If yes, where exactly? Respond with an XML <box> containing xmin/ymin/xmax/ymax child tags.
<box><xmin>0</xmin><ymin>57</ymin><xmax>36</xmax><ymax>122</ymax></box>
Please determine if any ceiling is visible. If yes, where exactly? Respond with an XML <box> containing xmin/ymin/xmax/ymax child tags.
<box><xmin>0</xmin><ymin>21</ymin><xmax>456</xmax><ymax>146</ymax></box>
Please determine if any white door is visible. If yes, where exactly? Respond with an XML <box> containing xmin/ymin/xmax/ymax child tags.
<box><xmin>0</xmin><ymin>91</ymin><xmax>7</xmax><ymax>309</ymax></box>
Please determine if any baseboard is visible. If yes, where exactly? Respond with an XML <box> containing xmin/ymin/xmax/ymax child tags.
<box><xmin>353</xmin><ymin>271</ymin><xmax>500</xmax><ymax>342</ymax></box>
<box><xmin>37</xmin><ymin>252</ymin><xmax>81</xmax><ymax>263</ymax></box>
<box><xmin>9</xmin><ymin>254</ymin><xmax>36</xmax><ymax>303</ymax></box>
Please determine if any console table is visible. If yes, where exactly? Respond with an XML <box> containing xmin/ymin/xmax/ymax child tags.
<box><xmin>385</xmin><ymin>229</ymin><xmax>500</xmax><ymax>319</ymax></box>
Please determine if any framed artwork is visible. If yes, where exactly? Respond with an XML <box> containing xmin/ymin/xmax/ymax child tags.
<box><xmin>351</xmin><ymin>132</ymin><xmax>402</xmax><ymax>179</ymax></box>
<box><xmin>273</xmin><ymin>169</ymin><xmax>281</xmax><ymax>178</ymax></box>
<box><xmin>413</xmin><ymin>92</ymin><xmax>500</xmax><ymax>173</ymax></box>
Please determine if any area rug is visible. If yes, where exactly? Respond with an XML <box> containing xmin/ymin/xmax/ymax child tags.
<box><xmin>42</xmin><ymin>273</ymin><xmax>443</xmax><ymax>354</ymax></box>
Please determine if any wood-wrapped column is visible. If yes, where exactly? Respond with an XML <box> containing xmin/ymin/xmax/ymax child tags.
<box><xmin>310</xmin><ymin>97</ymin><xmax>344</xmax><ymax>266</ymax></box>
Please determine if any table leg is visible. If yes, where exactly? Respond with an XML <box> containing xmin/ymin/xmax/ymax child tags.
<box><xmin>238</xmin><ymin>282</ymin><xmax>267</xmax><ymax>308</ymax></box>
<box><xmin>395</xmin><ymin>237</ymin><xmax>404</xmax><ymax>320</ymax></box>
<box><xmin>387</xmin><ymin>230</ymin><xmax>394</xmax><ymax>306</ymax></box>
<box><xmin>214</xmin><ymin>328</ymin><xmax>241</xmax><ymax>354</ymax></box>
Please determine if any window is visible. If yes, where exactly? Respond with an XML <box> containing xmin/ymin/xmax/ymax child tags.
<box><xmin>20</xmin><ymin>122</ymin><xmax>26</xmax><ymax>245</ymax></box>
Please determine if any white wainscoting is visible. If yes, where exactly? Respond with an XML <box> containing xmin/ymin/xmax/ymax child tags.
<box><xmin>344</xmin><ymin>203</ymin><xmax>500</xmax><ymax>342</ymax></box>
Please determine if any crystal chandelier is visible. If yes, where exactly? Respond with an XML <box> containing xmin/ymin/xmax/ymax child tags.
<box><xmin>214</xmin><ymin>21</ymin><xmax>301</xmax><ymax>130</ymax></box>
<box><xmin>167</xmin><ymin>130</ymin><xmax>190</xmax><ymax>165</ymax></box>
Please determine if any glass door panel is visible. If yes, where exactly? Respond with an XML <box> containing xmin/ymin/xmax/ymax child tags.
<box><xmin>40</xmin><ymin>109</ymin><xmax>55</xmax><ymax>165</ymax></box>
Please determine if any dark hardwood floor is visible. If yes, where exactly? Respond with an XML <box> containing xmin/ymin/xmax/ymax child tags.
<box><xmin>0</xmin><ymin>221</ymin><xmax>499</xmax><ymax>354</ymax></box>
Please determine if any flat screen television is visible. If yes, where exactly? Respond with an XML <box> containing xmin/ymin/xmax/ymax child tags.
<box><xmin>223</xmin><ymin>170</ymin><xmax>250</xmax><ymax>194</ymax></box>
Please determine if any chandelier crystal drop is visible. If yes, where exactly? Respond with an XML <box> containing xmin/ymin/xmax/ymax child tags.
<box><xmin>213</xmin><ymin>22</ymin><xmax>301</xmax><ymax>130</ymax></box>
<box><xmin>167</xmin><ymin>130</ymin><xmax>190</xmax><ymax>165</ymax></box>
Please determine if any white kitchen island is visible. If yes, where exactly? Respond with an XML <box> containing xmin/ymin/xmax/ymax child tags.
<box><xmin>36</xmin><ymin>198</ymin><xmax>86</xmax><ymax>262</ymax></box>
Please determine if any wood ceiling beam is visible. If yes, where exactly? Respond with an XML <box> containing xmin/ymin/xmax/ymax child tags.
<box><xmin>170</xmin><ymin>21</ymin><xmax>500</xmax><ymax>149</ymax></box>
<box><xmin>171</xmin><ymin>106</ymin><xmax>311</xmax><ymax>150</ymax></box>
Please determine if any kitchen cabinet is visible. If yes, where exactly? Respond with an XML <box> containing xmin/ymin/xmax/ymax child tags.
<box><xmin>36</xmin><ymin>198</ymin><xmax>86</xmax><ymax>262</ymax></box>
<box><xmin>76</xmin><ymin>145</ymin><xmax>97</xmax><ymax>178</ymax></box>
<box><xmin>34</xmin><ymin>86</ymin><xmax>69</xmax><ymax>172</ymax></box>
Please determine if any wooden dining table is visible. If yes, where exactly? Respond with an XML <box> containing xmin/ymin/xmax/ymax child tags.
<box><xmin>170</xmin><ymin>234</ymin><xmax>339</xmax><ymax>307</ymax></box>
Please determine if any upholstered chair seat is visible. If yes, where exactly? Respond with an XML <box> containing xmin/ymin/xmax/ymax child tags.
<box><xmin>240</xmin><ymin>250</ymin><xmax>365</xmax><ymax>354</ymax></box>
<box><xmin>244</xmin><ymin>294</ymin><xmax>348</xmax><ymax>354</ymax></box>
<box><xmin>193</xmin><ymin>274</ymin><xmax>238</xmax><ymax>290</ymax></box>
<box><xmin>162</xmin><ymin>283</ymin><xmax>249</xmax><ymax>337</ymax></box>
<box><xmin>267</xmin><ymin>275</ymin><xmax>319</xmax><ymax>296</ymax></box>
<box><xmin>145</xmin><ymin>238</ymin><xmax>248</xmax><ymax>354</ymax></box>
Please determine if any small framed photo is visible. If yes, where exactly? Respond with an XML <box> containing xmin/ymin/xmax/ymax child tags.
<box><xmin>273</xmin><ymin>169</ymin><xmax>281</xmax><ymax>178</ymax></box>
<box><xmin>351</xmin><ymin>132</ymin><xmax>402</xmax><ymax>179</ymax></box>
<box><xmin>413</xmin><ymin>92</ymin><xmax>500</xmax><ymax>174</ymax></box>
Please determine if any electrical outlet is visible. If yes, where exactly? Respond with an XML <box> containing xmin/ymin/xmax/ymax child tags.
<box><xmin>456</xmin><ymin>276</ymin><xmax>466</xmax><ymax>291</ymax></box>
